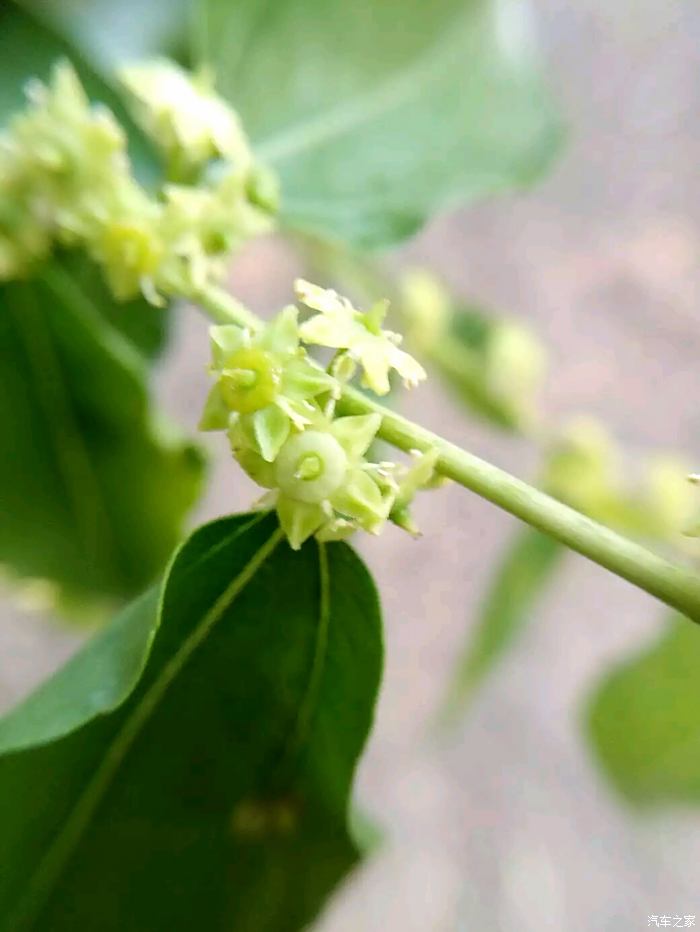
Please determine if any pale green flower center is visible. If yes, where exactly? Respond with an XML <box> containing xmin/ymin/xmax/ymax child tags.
<box><xmin>275</xmin><ymin>431</ymin><xmax>348</xmax><ymax>504</ymax></box>
<box><xmin>295</xmin><ymin>453</ymin><xmax>323</xmax><ymax>481</ymax></box>
<box><xmin>219</xmin><ymin>348</ymin><xmax>280</xmax><ymax>413</ymax></box>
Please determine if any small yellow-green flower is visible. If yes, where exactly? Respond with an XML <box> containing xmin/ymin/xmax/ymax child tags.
<box><xmin>88</xmin><ymin>204</ymin><xmax>164</xmax><ymax>303</ymax></box>
<box><xmin>0</xmin><ymin>59</ymin><xmax>277</xmax><ymax>303</ymax></box>
<box><xmin>400</xmin><ymin>269</ymin><xmax>451</xmax><ymax>354</ymax></box>
<box><xmin>201</xmin><ymin>307</ymin><xmax>337</xmax><ymax>463</ymax></box>
<box><xmin>119</xmin><ymin>60</ymin><xmax>252</xmax><ymax>173</ymax></box>
<box><xmin>258</xmin><ymin>410</ymin><xmax>392</xmax><ymax>549</ymax></box>
<box><xmin>0</xmin><ymin>61</ymin><xmax>135</xmax><ymax>278</ymax></box>
<box><xmin>198</xmin><ymin>290</ymin><xmax>437</xmax><ymax>549</ymax></box>
<box><xmin>156</xmin><ymin>172</ymin><xmax>275</xmax><ymax>297</ymax></box>
<box><xmin>484</xmin><ymin>321</ymin><xmax>546</xmax><ymax>428</ymax></box>
<box><xmin>13</xmin><ymin>62</ymin><xmax>128</xmax><ymax>221</ymax></box>
<box><xmin>295</xmin><ymin>279</ymin><xmax>426</xmax><ymax>395</ymax></box>
<box><xmin>543</xmin><ymin>418</ymin><xmax>696</xmax><ymax>546</ymax></box>
<box><xmin>388</xmin><ymin>448</ymin><xmax>441</xmax><ymax>536</ymax></box>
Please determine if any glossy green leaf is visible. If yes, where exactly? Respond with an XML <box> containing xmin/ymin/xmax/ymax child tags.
<box><xmin>0</xmin><ymin>511</ymin><xmax>383</xmax><ymax>931</ymax></box>
<box><xmin>586</xmin><ymin>614</ymin><xmax>700</xmax><ymax>806</ymax></box>
<box><xmin>0</xmin><ymin>259</ymin><xmax>204</xmax><ymax>608</ymax></box>
<box><xmin>202</xmin><ymin>0</ymin><xmax>563</xmax><ymax>248</ymax></box>
<box><xmin>439</xmin><ymin>529</ymin><xmax>562</xmax><ymax>723</ymax></box>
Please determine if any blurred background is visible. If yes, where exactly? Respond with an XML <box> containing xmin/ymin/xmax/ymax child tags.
<box><xmin>2</xmin><ymin>0</ymin><xmax>700</xmax><ymax>929</ymax></box>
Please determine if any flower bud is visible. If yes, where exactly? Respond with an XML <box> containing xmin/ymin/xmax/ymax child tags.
<box><xmin>400</xmin><ymin>269</ymin><xmax>451</xmax><ymax>353</ymax></box>
<box><xmin>119</xmin><ymin>60</ymin><xmax>252</xmax><ymax>173</ymax></box>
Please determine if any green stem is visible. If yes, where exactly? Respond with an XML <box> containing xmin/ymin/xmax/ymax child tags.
<box><xmin>189</xmin><ymin>286</ymin><xmax>700</xmax><ymax>622</ymax></box>
<box><xmin>188</xmin><ymin>285</ymin><xmax>261</xmax><ymax>331</ymax></box>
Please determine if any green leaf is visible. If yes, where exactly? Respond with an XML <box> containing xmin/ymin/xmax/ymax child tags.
<box><xmin>59</xmin><ymin>253</ymin><xmax>168</xmax><ymax>360</ymax></box>
<box><xmin>586</xmin><ymin>614</ymin><xmax>700</xmax><ymax>806</ymax></box>
<box><xmin>0</xmin><ymin>259</ymin><xmax>205</xmax><ymax>609</ymax></box>
<box><xmin>202</xmin><ymin>0</ymin><xmax>563</xmax><ymax>248</ymax></box>
<box><xmin>438</xmin><ymin>529</ymin><xmax>562</xmax><ymax>723</ymax></box>
<box><xmin>0</xmin><ymin>588</ymin><xmax>160</xmax><ymax>755</ymax></box>
<box><xmin>16</xmin><ymin>0</ymin><xmax>191</xmax><ymax>71</ymax></box>
<box><xmin>0</xmin><ymin>511</ymin><xmax>383</xmax><ymax>931</ymax></box>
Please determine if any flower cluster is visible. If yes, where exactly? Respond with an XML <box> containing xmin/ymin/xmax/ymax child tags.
<box><xmin>120</xmin><ymin>60</ymin><xmax>252</xmax><ymax>175</ymax></box>
<box><xmin>542</xmin><ymin>417</ymin><xmax>697</xmax><ymax>548</ymax></box>
<box><xmin>200</xmin><ymin>283</ymin><xmax>436</xmax><ymax>548</ymax></box>
<box><xmin>0</xmin><ymin>60</ymin><xmax>276</xmax><ymax>303</ymax></box>
<box><xmin>399</xmin><ymin>269</ymin><xmax>546</xmax><ymax>431</ymax></box>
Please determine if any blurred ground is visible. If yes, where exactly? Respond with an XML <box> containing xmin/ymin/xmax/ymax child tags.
<box><xmin>2</xmin><ymin>1</ymin><xmax>700</xmax><ymax>929</ymax></box>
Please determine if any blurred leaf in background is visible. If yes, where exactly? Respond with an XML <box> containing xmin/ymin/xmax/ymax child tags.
<box><xmin>17</xmin><ymin>0</ymin><xmax>191</xmax><ymax>71</ymax></box>
<box><xmin>0</xmin><ymin>513</ymin><xmax>383</xmax><ymax>931</ymax></box>
<box><xmin>0</xmin><ymin>261</ymin><xmax>204</xmax><ymax>612</ymax></box>
<box><xmin>0</xmin><ymin>3</ymin><xmax>206</xmax><ymax>612</ymax></box>
<box><xmin>438</xmin><ymin>418</ymin><xmax>697</xmax><ymax>728</ymax></box>
<box><xmin>587</xmin><ymin>614</ymin><xmax>700</xmax><ymax>806</ymax></box>
<box><xmin>439</xmin><ymin>529</ymin><xmax>562</xmax><ymax>724</ymax></box>
<box><xmin>202</xmin><ymin>0</ymin><xmax>563</xmax><ymax>248</ymax></box>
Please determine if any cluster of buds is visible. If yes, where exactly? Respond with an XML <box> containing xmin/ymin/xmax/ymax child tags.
<box><xmin>542</xmin><ymin>417</ymin><xmax>697</xmax><ymax>549</ymax></box>
<box><xmin>200</xmin><ymin>281</ymin><xmax>438</xmax><ymax>548</ymax></box>
<box><xmin>0</xmin><ymin>59</ymin><xmax>275</xmax><ymax>303</ymax></box>
<box><xmin>400</xmin><ymin>270</ymin><xmax>546</xmax><ymax>432</ymax></box>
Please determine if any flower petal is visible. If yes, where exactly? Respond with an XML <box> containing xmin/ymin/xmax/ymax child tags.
<box><xmin>387</xmin><ymin>344</ymin><xmax>427</xmax><ymax>388</ymax></box>
<box><xmin>331</xmin><ymin>468</ymin><xmax>387</xmax><ymax>532</ymax></box>
<box><xmin>234</xmin><ymin>447</ymin><xmax>277</xmax><ymax>488</ymax></box>
<box><xmin>283</xmin><ymin>356</ymin><xmax>337</xmax><ymax>400</ymax></box>
<box><xmin>274</xmin><ymin>396</ymin><xmax>313</xmax><ymax>429</ymax></box>
<box><xmin>315</xmin><ymin>518</ymin><xmax>357</xmax><ymax>543</ymax></box>
<box><xmin>252</xmin><ymin>405</ymin><xmax>291</xmax><ymax>462</ymax></box>
<box><xmin>294</xmin><ymin>278</ymin><xmax>351</xmax><ymax>315</ymax></box>
<box><xmin>358</xmin><ymin>340</ymin><xmax>392</xmax><ymax>395</ymax></box>
<box><xmin>198</xmin><ymin>382</ymin><xmax>230</xmax><ymax>431</ymax></box>
<box><xmin>209</xmin><ymin>324</ymin><xmax>248</xmax><ymax>368</ymax></box>
<box><xmin>330</xmin><ymin>414</ymin><xmax>382</xmax><ymax>459</ymax></box>
<box><xmin>276</xmin><ymin>496</ymin><xmax>326</xmax><ymax>550</ymax></box>
<box><xmin>299</xmin><ymin>312</ymin><xmax>358</xmax><ymax>349</ymax></box>
<box><xmin>259</xmin><ymin>304</ymin><xmax>299</xmax><ymax>356</ymax></box>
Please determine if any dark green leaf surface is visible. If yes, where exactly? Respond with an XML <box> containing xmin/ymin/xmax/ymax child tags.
<box><xmin>202</xmin><ymin>0</ymin><xmax>563</xmax><ymax>248</ymax></box>
<box><xmin>440</xmin><ymin>529</ymin><xmax>562</xmax><ymax>723</ymax></box>
<box><xmin>58</xmin><ymin>253</ymin><xmax>168</xmax><ymax>360</ymax></box>
<box><xmin>0</xmin><ymin>512</ymin><xmax>383</xmax><ymax>930</ymax></box>
<box><xmin>586</xmin><ymin>614</ymin><xmax>700</xmax><ymax>806</ymax></box>
<box><xmin>0</xmin><ymin>260</ymin><xmax>204</xmax><ymax>606</ymax></box>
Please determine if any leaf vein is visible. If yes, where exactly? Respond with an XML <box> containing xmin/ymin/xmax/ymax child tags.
<box><xmin>255</xmin><ymin>8</ymin><xmax>470</xmax><ymax>164</ymax></box>
<box><xmin>7</xmin><ymin>520</ymin><xmax>284</xmax><ymax>930</ymax></box>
